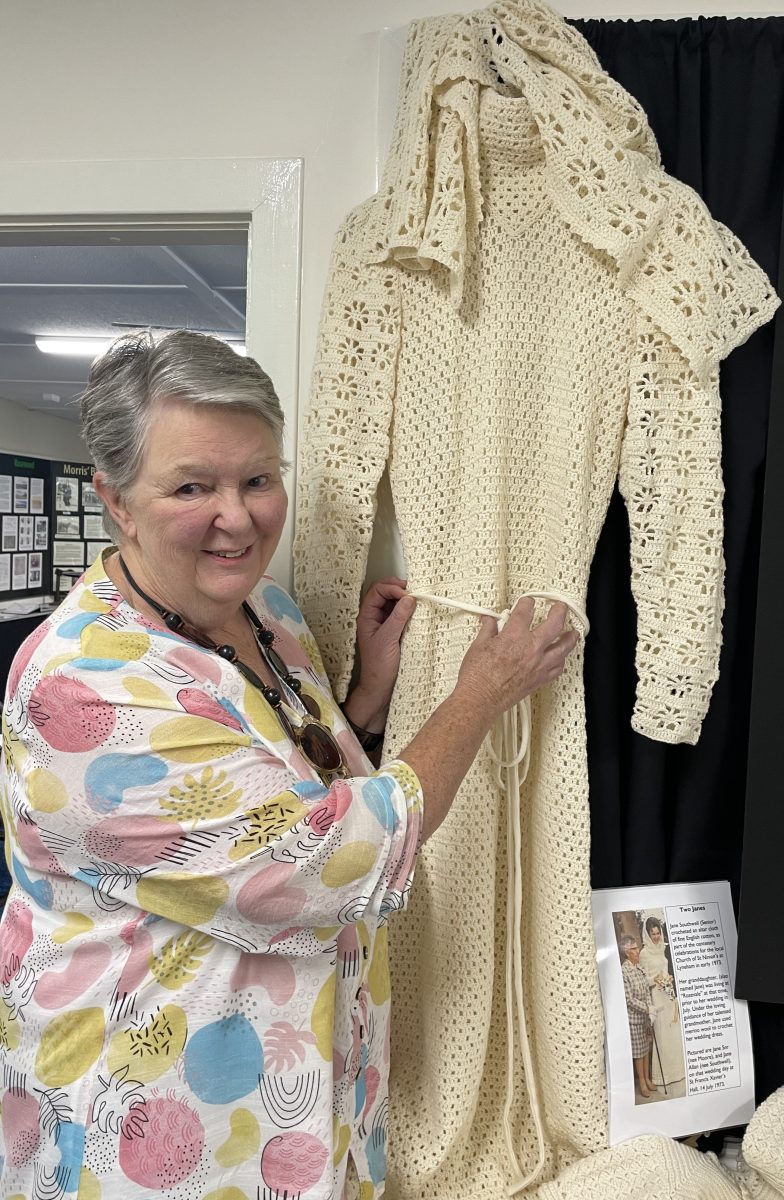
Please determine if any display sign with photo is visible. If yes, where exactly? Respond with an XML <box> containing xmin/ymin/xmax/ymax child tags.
<box><xmin>48</xmin><ymin>459</ymin><xmax>108</xmax><ymax>597</ymax></box>
<box><xmin>593</xmin><ymin>880</ymin><xmax>754</xmax><ymax>1145</ymax></box>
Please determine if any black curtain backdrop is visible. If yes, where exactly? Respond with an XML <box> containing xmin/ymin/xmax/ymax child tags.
<box><xmin>569</xmin><ymin>17</ymin><xmax>784</xmax><ymax>1105</ymax></box>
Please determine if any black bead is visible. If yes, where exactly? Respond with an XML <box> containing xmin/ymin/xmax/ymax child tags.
<box><xmin>258</xmin><ymin>628</ymin><xmax>275</xmax><ymax>647</ymax></box>
<box><xmin>286</xmin><ymin>676</ymin><xmax>302</xmax><ymax>693</ymax></box>
<box><xmin>164</xmin><ymin>611</ymin><xmax>183</xmax><ymax>631</ymax></box>
<box><xmin>217</xmin><ymin>644</ymin><xmax>236</xmax><ymax>661</ymax></box>
<box><xmin>262</xmin><ymin>686</ymin><xmax>281</xmax><ymax>707</ymax></box>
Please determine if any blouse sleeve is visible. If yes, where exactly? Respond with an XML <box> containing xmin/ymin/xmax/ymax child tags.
<box><xmin>6</xmin><ymin>659</ymin><xmax>422</xmax><ymax>956</ymax></box>
<box><xmin>619</xmin><ymin>313</ymin><xmax>725</xmax><ymax>746</ymax></box>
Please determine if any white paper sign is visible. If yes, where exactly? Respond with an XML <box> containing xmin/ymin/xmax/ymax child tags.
<box><xmin>55</xmin><ymin>477</ymin><xmax>77</xmax><ymax>511</ymax></box>
<box><xmin>0</xmin><ymin>476</ymin><xmax>11</xmax><ymax>514</ymax></box>
<box><xmin>34</xmin><ymin>516</ymin><xmax>49</xmax><ymax>550</ymax></box>
<box><xmin>18</xmin><ymin>515</ymin><xmax>34</xmax><ymax>551</ymax></box>
<box><xmin>56</xmin><ymin>515</ymin><xmax>81</xmax><ymax>539</ymax></box>
<box><xmin>13</xmin><ymin>476</ymin><xmax>29</xmax><ymax>513</ymax></box>
<box><xmin>83</xmin><ymin>514</ymin><xmax>108</xmax><ymax>540</ymax></box>
<box><xmin>11</xmin><ymin>553</ymin><xmax>27</xmax><ymax>590</ymax></box>
<box><xmin>2</xmin><ymin>515</ymin><xmax>18</xmax><ymax>552</ymax></box>
<box><xmin>81</xmin><ymin>480</ymin><xmax>102</xmax><ymax>511</ymax></box>
<box><xmin>53</xmin><ymin>540</ymin><xmax>85</xmax><ymax>567</ymax></box>
<box><xmin>592</xmin><ymin>880</ymin><xmax>754</xmax><ymax>1145</ymax></box>
<box><xmin>0</xmin><ymin>554</ymin><xmax>9</xmax><ymax>590</ymax></box>
<box><xmin>28</xmin><ymin>551</ymin><xmax>42</xmax><ymax>588</ymax></box>
<box><xmin>30</xmin><ymin>478</ymin><xmax>44</xmax><ymax>514</ymax></box>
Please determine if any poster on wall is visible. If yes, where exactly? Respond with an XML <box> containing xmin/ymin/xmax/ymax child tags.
<box><xmin>49</xmin><ymin>459</ymin><xmax>101</xmax><ymax>596</ymax></box>
<box><xmin>0</xmin><ymin>453</ymin><xmax>52</xmax><ymax>602</ymax></box>
<box><xmin>593</xmin><ymin>880</ymin><xmax>755</xmax><ymax>1146</ymax></box>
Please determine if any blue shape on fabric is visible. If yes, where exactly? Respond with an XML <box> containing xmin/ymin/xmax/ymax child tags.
<box><xmin>12</xmin><ymin>855</ymin><xmax>53</xmax><ymax>909</ymax></box>
<box><xmin>58</xmin><ymin>613</ymin><xmax>100</xmax><ymax>639</ymax></box>
<box><xmin>69</xmin><ymin>657</ymin><xmax>125</xmax><ymax>671</ymax></box>
<box><xmin>290</xmin><ymin>780</ymin><xmax>325</xmax><ymax>800</ymax></box>
<box><xmin>183</xmin><ymin>1014</ymin><xmax>263</xmax><ymax>1103</ymax></box>
<box><xmin>361</xmin><ymin>776</ymin><xmax>398</xmax><ymax>833</ymax></box>
<box><xmin>84</xmin><ymin>753</ymin><xmax>168</xmax><ymax>813</ymax></box>
<box><xmin>367</xmin><ymin>1125</ymin><xmax>388</xmax><ymax>1185</ymax></box>
<box><xmin>55</xmin><ymin>1121</ymin><xmax>85</xmax><ymax>1192</ymax></box>
<box><xmin>261</xmin><ymin>584</ymin><xmax>302</xmax><ymax>623</ymax></box>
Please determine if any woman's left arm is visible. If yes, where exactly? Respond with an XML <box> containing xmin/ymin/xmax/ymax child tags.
<box><xmin>341</xmin><ymin>577</ymin><xmax>415</xmax><ymax>737</ymax></box>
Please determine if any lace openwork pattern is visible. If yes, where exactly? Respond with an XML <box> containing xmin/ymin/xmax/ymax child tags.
<box><xmin>294</xmin><ymin>3</ymin><xmax>778</xmax><ymax>1197</ymax></box>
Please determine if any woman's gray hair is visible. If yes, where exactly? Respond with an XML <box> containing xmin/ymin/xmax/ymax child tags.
<box><xmin>620</xmin><ymin>935</ymin><xmax>638</xmax><ymax>953</ymax></box>
<box><xmin>79</xmin><ymin>330</ymin><xmax>286</xmax><ymax>542</ymax></box>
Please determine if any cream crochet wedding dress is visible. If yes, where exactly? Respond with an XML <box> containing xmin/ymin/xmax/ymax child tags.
<box><xmin>295</xmin><ymin>3</ymin><xmax>780</xmax><ymax>1197</ymax></box>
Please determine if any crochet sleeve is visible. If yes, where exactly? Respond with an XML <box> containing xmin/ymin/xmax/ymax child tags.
<box><xmin>294</xmin><ymin>205</ymin><xmax>402</xmax><ymax>700</ymax></box>
<box><xmin>619</xmin><ymin>314</ymin><xmax>726</xmax><ymax>746</ymax></box>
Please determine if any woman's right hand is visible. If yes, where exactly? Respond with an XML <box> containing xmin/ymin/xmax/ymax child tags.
<box><xmin>399</xmin><ymin>599</ymin><xmax>581</xmax><ymax>841</ymax></box>
<box><xmin>455</xmin><ymin>598</ymin><xmax>580</xmax><ymax>720</ymax></box>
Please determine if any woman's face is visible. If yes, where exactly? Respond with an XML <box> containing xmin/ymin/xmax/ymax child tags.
<box><xmin>104</xmin><ymin>397</ymin><xmax>287</xmax><ymax>626</ymax></box>
<box><xmin>649</xmin><ymin>925</ymin><xmax>662</xmax><ymax>944</ymax></box>
<box><xmin>625</xmin><ymin>942</ymin><xmax>640</xmax><ymax>964</ymax></box>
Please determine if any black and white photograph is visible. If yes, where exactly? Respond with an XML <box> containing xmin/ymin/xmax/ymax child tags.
<box><xmin>11</xmin><ymin>553</ymin><xmax>27</xmax><ymax>591</ymax></box>
<box><xmin>27</xmin><ymin>551</ymin><xmax>42</xmax><ymax>588</ymax></box>
<box><xmin>81</xmin><ymin>479</ymin><xmax>102</xmax><ymax>511</ymax></box>
<box><xmin>18</xmin><ymin>515</ymin><xmax>34</xmax><ymax>552</ymax></box>
<box><xmin>55</xmin><ymin>515</ymin><xmax>81</xmax><ymax>539</ymax></box>
<box><xmin>55</xmin><ymin>476</ymin><xmax>77</xmax><ymax>511</ymax></box>
<box><xmin>29</xmin><ymin>477</ymin><xmax>44</xmax><ymax>514</ymax></box>
<box><xmin>34</xmin><ymin>516</ymin><xmax>48</xmax><ymax>550</ymax></box>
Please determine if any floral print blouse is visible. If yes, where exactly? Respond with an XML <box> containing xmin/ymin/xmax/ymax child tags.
<box><xmin>0</xmin><ymin>552</ymin><xmax>422</xmax><ymax>1200</ymax></box>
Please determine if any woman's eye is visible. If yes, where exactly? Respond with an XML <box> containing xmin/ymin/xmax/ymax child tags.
<box><xmin>247</xmin><ymin>475</ymin><xmax>270</xmax><ymax>489</ymax></box>
<box><xmin>176</xmin><ymin>482</ymin><xmax>202</xmax><ymax>496</ymax></box>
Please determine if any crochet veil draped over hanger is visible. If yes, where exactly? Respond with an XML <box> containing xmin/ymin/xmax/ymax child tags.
<box><xmin>295</xmin><ymin>2</ymin><xmax>780</xmax><ymax>1197</ymax></box>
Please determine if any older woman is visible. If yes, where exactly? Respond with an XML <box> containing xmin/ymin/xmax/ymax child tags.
<box><xmin>620</xmin><ymin>933</ymin><xmax>655</xmax><ymax>1099</ymax></box>
<box><xmin>0</xmin><ymin>331</ymin><xmax>577</xmax><ymax>1198</ymax></box>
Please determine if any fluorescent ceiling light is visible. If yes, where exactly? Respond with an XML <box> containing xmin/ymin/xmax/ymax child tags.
<box><xmin>35</xmin><ymin>336</ymin><xmax>247</xmax><ymax>357</ymax></box>
<box><xmin>36</xmin><ymin>337</ymin><xmax>112</xmax><ymax>357</ymax></box>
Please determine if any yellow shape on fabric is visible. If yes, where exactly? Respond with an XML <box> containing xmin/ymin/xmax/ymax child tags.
<box><xmin>136</xmin><ymin>872</ymin><xmax>228</xmax><ymax>927</ymax></box>
<box><xmin>333</xmin><ymin>1121</ymin><xmax>351</xmax><ymax>1166</ymax></box>
<box><xmin>84</xmin><ymin>555</ymin><xmax>111</xmax><ymax>586</ymax></box>
<box><xmin>77</xmin><ymin>1167</ymin><xmax>102</xmax><ymax>1200</ymax></box>
<box><xmin>36</xmin><ymin>1008</ymin><xmax>105</xmax><ymax>1086</ymax></box>
<box><xmin>359</xmin><ymin>1184</ymin><xmax>375</xmax><ymax>1200</ymax></box>
<box><xmin>150</xmin><ymin>931</ymin><xmax>212</xmax><ymax>991</ymax></box>
<box><xmin>107</xmin><ymin>1004</ymin><xmax>187</xmax><ymax>1084</ymax></box>
<box><xmin>228</xmin><ymin>796</ymin><xmax>308</xmax><ymax>861</ymax></box>
<box><xmin>78</xmin><ymin>590</ymin><xmax>111</xmax><ymax>614</ymax></box>
<box><xmin>41</xmin><ymin>652</ymin><xmax>78</xmax><ymax>675</ymax></box>
<box><xmin>314</xmin><ymin>926</ymin><xmax>340</xmax><ymax>941</ymax></box>
<box><xmin>298</xmin><ymin>632</ymin><xmax>326</xmax><ymax>675</ymax></box>
<box><xmin>215</xmin><ymin>1108</ymin><xmax>260</xmax><ymax>1167</ymax></box>
<box><xmin>159</xmin><ymin>766</ymin><xmax>242</xmax><ymax>824</ymax></box>
<box><xmin>81</xmin><ymin>623</ymin><xmax>149</xmax><ymax>661</ymax></box>
<box><xmin>203</xmin><ymin>1190</ymin><xmax>249</xmax><ymax>1200</ymax></box>
<box><xmin>0</xmin><ymin>999</ymin><xmax>20</xmax><ymax>1051</ymax></box>
<box><xmin>123</xmin><ymin>677</ymin><xmax>175</xmax><ymax>708</ymax></box>
<box><xmin>321</xmin><ymin>842</ymin><xmax>376</xmax><ymax>889</ymax></box>
<box><xmin>52</xmin><ymin>912</ymin><xmax>94</xmax><ymax>944</ymax></box>
<box><xmin>311</xmin><ymin>972</ymin><xmax>336</xmax><ymax>1062</ymax></box>
<box><xmin>26</xmin><ymin>767</ymin><xmax>68</xmax><ymax>813</ymax></box>
<box><xmin>149</xmin><ymin>716</ymin><xmax>250</xmax><ymax>763</ymax></box>
<box><xmin>368</xmin><ymin>923</ymin><xmax>391</xmax><ymax>1005</ymax></box>
<box><xmin>242</xmin><ymin>682</ymin><xmax>286</xmax><ymax>741</ymax></box>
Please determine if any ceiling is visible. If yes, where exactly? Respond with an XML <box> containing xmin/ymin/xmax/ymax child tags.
<box><xmin>0</xmin><ymin>231</ymin><xmax>248</xmax><ymax>423</ymax></box>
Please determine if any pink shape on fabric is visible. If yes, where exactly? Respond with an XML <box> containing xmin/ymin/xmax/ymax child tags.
<box><xmin>35</xmin><ymin>941</ymin><xmax>112</xmax><ymax>1009</ymax></box>
<box><xmin>84</xmin><ymin>815</ymin><xmax>184</xmax><ymax>866</ymax></box>
<box><xmin>164</xmin><ymin>645</ymin><xmax>222</xmax><ymax>685</ymax></box>
<box><xmin>119</xmin><ymin>1093</ymin><xmax>205</xmax><ymax>1188</ymax></box>
<box><xmin>236</xmin><ymin>861</ymin><xmax>308</xmax><ymax>926</ymax></box>
<box><xmin>229</xmin><ymin>952</ymin><xmax>296</xmax><ymax>1003</ymax></box>
<box><xmin>28</xmin><ymin>675</ymin><xmax>116</xmax><ymax>751</ymax></box>
<box><xmin>261</xmin><ymin>1131</ymin><xmax>329</xmax><ymax>1191</ymax></box>
<box><xmin>2</xmin><ymin>1089</ymin><xmax>40</xmax><ymax>1167</ymax></box>
<box><xmin>0</xmin><ymin>900</ymin><xmax>33</xmax><ymax>983</ymax></box>
<box><xmin>7</xmin><ymin>618</ymin><xmax>51</xmax><ymax>699</ymax></box>
<box><xmin>176</xmin><ymin>687</ymin><xmax>243</xmax><ymax>730</ymax></box>
<box><xmin>15</xmin><ymin>820</ymin><xmax>64</xmax><ymax>874</ymax></box>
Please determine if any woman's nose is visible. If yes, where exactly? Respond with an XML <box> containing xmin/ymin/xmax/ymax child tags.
<box><xmin>214</xmin><ymin>491</ymin><xmax>254</xmax><ymax>533</ymax></box>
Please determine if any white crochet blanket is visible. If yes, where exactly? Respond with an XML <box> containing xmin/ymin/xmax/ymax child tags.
<box><xmin>295</xmin><ymin>2</ymin><xmax>779</xmax><ymax>1196</ymax></box>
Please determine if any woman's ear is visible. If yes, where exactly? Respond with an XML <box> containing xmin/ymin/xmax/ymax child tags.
<box><xmin>92</xmin><ymin>471</ymin><xmax>136</xmax><ymax>540</ymax></box>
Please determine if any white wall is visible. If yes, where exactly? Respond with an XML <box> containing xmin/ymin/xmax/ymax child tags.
<box><xmin>0</xmin><ymin>0</ymin><xmax>778</xmax><ymax>557</ymax></box>
<box><xmin>0</xmin><ymin>394</ymin><xmax>88</xmax><ymax>460</ymax></box>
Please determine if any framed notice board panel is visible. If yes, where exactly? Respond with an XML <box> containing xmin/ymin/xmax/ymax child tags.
<box><xmin>49</xmin><ymin>459</ymin><xmax>110</xmax><ymax>596</ymax></box>
<box><xmin>0</xmin><ymin>451</ymin><xmax>51</xmax><ymax>601</ymax></box>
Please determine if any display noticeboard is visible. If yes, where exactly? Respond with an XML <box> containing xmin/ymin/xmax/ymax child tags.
<box><xmin>0</xmin><ymin>451</ymin><xmax>52</xmax><ymax>601</ymax></box>
<box><xmin>49</xmin><ymin>459</ymin><xmax>110</xmax><ymax>596</ymax></box>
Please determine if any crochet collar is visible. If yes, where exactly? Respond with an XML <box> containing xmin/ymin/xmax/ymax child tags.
<box><xmin>363</xmin><ymin>0</ymin><xmax>778</xmax><ymax>383</ymax></box>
